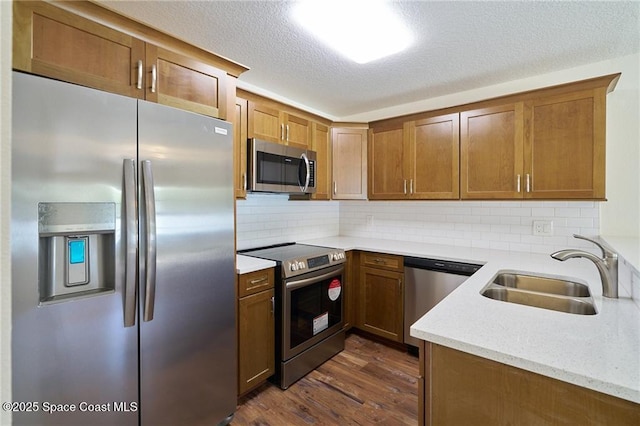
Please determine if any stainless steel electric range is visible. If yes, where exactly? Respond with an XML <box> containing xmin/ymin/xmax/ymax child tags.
<box><xmin>240</xmin><ymin>243</ymin><xmax>346</xmax><ymax>389</ymax></box>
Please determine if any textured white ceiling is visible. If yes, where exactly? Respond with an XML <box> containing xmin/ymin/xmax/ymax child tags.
<box><xmin>98</xmin><ymin>1</ymin><xmax>640</xmax><ymax>121</ymax></box>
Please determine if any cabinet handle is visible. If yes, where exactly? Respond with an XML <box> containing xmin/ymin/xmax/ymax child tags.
<box><xmin>151</xmin><ymin>64</ymin><xmax>157</xmax><ymax>93</ymax></box>
<box><xmin>410</xmin><ymin>179</ymin><xmax>414</xmax><ymax>195</ymax></box>
<box><xmin>398</xmin><ymin>278</ymin><xmax>402</xmax><ymax>289</ymax></box>
<box><xmin>136</xmin><ymin>60</ymin><xmax>143</xmax><ymax>90</ymax></box>
<box><xmin>333</xmin><ymin>181</ymin><xmax>337</xmax><ymax>195</ymax></box>
<box><xmin>249</xmin><ymin>277</ymin><xmax>268</xmax><ymax>285</ymax></box>
<box><xmin>374</xmin><ymin>258</ymin><xmax>386</xmax><ymax>265</ymax></box>
<box><xmin>242</xmin><ymin>173</ymin><xmax>247</xmax><ymax>191</ymax></box>
<box><xmin>281</xmin><ymin>124</ymin><xmax>285</xmax><ymax>141</ymax></box>
<box><xmin>286</xmin><ymin>124</ymin><xmax>290</xmax><ymax>142</ymax></box>
<box><xmin>526</xmin><ymin>174</ymin><xmax>531</xmax><ymax>193</ymax></box>
<box><xmin>270</xmin><ymin>296</ymin><xmax>275</xmax><ymax>315</ymax></box>
<box><xmin>403</xmin><ymin>179</ymin><xmax>407</xmax><ymax>195</ymax></box>
<box><xmin>517</xmin><ymin>174</ymin><xmax>521</xmax><ymax>193</ymax></box>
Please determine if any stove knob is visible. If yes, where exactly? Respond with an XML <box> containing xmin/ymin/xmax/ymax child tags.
<box><xmin>290</xmin><ymin>262</ymin><xmax>298</xmax><ymax>271</ymax></box>
<box><xmin>299</xmin><ymin>262</ymin><xmax>306</xmax><ymax>270</ymax></box>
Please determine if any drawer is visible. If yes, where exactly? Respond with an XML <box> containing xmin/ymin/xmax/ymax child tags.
<box><xmin>238</xmin><ymin>268</ymin><xmax>274</xmax><ymax>298</ymax></box>
<box><xmin>360</xmin><ymin>252</ymin><xmax>404</xmax><ymax>272</ymax></box>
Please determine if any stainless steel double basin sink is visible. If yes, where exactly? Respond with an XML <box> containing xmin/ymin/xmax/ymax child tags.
<box><xmin>480</xmin><ymin>272</ymin><xmax>597</xmax><ymax>315</ymax></box>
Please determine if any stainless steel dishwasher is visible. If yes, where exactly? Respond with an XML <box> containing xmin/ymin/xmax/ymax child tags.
<box><xmin>404</xmin><ymin>257</ymin><xmax>481</xmax><ymax>347</ymax></box>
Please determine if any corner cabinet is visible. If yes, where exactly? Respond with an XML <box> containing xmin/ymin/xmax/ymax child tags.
<box><xmin>331</xmin><ymin>126</ymin><xmax>368</xmax><ymax>200</ymax></box>
<box><xmin>237</xmin><ymin>268</ymin><xmax>275</xmax><ymax>396</ymax></box>
<box><xmin>357</xmin><ymin>252</ymin><xmax>404</xmax><ymax>342</ymax></box>
<box><xmin>13</xmin><ymin>1</ymin><xmax>246</xmax><ymax>119</ymax></box>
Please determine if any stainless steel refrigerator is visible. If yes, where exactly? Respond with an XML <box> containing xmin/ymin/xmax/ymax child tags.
<box><xmin>11</xmin><ymin>72</ymin><xmax>236</xmax><ymax>425</ymax></box>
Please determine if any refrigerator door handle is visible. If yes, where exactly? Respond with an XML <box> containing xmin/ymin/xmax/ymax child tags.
<box><xmin>142</xmin><ymin>160</ymin><xmax>157</xmax><ymax>322</ymax></box>
<box><xmin>123</xmin><ymin>159</ymin><xmax>138</xmax><ymax>327</ymax></box>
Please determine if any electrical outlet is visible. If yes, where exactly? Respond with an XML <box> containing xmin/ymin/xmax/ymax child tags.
<box><xmin>366</xmin><ymin>215</ymin><xmax>374</xmax><ymax>228</ymax></box>
<box><xmin>533</xmin><ymin>220</ymin><xmax>553</xmax><ymax>236</ymax></box>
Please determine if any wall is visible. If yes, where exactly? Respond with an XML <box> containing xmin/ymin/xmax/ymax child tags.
<box><xmin>236</xmin><ymin>194</ymin><xmax>339</xmax><ymax>250</ymax></box>
<box><xmin>340</xmin><ymin>200</ymin><xmax>600</xmax><ymax>253</ymax></box>
<box><xmin>599</xmin><ymin>54</ymin><xmax>640</xmax><ymax>238</ymax></box>
<box><xmin>0</xmin><ymin>1</ymin><xmax>11</xmax><ymax>424</ymax></box>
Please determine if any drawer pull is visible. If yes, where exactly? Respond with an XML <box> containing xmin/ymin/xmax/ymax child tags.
<box><xmin>249</xmin><ymin>277</ymin><xmax>268</xmax><ymax>285</ymax></box>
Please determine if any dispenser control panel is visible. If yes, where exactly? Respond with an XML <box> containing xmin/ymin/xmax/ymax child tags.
<box><xmin>67</xmin><ymin>236</ymin><xmax>89</xmax><ymax>286</ymax></box>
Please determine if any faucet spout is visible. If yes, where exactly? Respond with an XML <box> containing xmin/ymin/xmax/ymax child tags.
<box><xmin>550</xmin><ymin>235</ymin><xmax>618</xmax><ymax>298</ymax></box>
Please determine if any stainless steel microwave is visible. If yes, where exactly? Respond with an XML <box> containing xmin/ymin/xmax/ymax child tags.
<box><xmin>248</xmin><ymin>138</ymin><xmax>317</xmax><ymax>194</ymax></box>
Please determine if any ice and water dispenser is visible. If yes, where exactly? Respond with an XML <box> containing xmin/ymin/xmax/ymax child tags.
<box><xmin>38</xmin><ymin>202</ymin><xmax>116</xmax><ymax>304</ymax></box>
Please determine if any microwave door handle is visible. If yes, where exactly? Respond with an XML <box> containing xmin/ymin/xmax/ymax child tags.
<box><xmin>300</xmin><ymin>153</ymin><xmax>310</xmax><ymax>192</ymax></box>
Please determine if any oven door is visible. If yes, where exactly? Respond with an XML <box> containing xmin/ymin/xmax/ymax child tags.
<box><xmin>283</xmin><ymin>264</ymin><xmax>344</xmax><ymax>361</ymax></box>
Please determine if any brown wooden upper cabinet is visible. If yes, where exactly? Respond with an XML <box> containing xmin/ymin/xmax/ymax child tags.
<box><xmin>460</xmin><ymin>103</ymin><xmax>524</xmax><ymax>199</ymax></box>
<box><xmin>331</xmin><ymin>126</ymin><xmax>368</xmax><ymax>200</ymax></box>
<box><xmin>369</xmin><ymin>113</ymin><xmax>460</xmax><ymax>200</ymax></box>
<box><xmin>247</xmin><ymin>101</ymin><xmax>311</xmax><ymax>149</ymax></box>
<box><xmin>461</xmin><ymin>74</ymin><xmax>619</xmax><ymax>200</ymax></box>
<box><xmin>311</xmin><ymin>122</ymin><xmax>331</xmax><ymax>200</ymax></box>
<box><xmin>523</xmin><ymin>89</ymin><xmax>607</xmax><ymax>199</ymax></box>
<box><xmin>12</xmin><ymin>1</ymin><xmax>244</xmax><ymax>120</ymax></box>
<box><xmin>368</xmin><ymin>124</ymin><xmax>406</xmax><ymax>199</ymax></box>
<box><xmin>406</xmin><ymin>114</ymin><xmax>460</xmax><ymax>199</ymax></box>
<box><xmin>234</xmin><ymin>97</ymin><xmax>249</xmax><ymax>198</ymax></box>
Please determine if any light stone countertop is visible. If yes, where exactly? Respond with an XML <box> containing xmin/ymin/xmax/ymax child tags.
<box><xmin>299</xmin><ymin>236</ymin><xmax>640</xmax><ymax>404</ymax></box>
<box><xmin>236</xmin><ymin>254</ymin><xmax>276</xmax><ymax>274</ymax></box>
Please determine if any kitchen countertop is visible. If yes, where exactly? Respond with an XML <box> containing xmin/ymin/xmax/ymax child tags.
<box><xmin>300</xmin><ymin>236</ymin><xmax>640</xmax><ymax>404</ymax></box>
<box><xmin>236</xmin><ymin>254</ymin><xmax>276</xmax><ymax>274</ymax></box>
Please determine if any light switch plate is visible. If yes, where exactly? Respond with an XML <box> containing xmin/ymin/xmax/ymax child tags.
<box><xmin>533</xmin><ymin>220</ymin><xmax>553</xmax><ymax>236</ymax></box>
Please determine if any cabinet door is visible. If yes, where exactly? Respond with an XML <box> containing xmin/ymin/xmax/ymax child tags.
<box><xmin>460</xmin><ymin>103</ymin><xmax>524</xmax><ymax>199</ymax></box>
<box><xmin>311</xmin><ymin>122</ymin><xmax>331</xmax><ymax>200</ymax></box>
<box><xmin>13</xmin><ymin>1</ymin><xmax>145</xmax><ymax>99</ymax></box>
<box><xmin>358</xmin><ymin>267</ymin><xmax>404</xmax><ymax>342</ymax></box>
<box><xmin>248</xmin><ymin>101</ymin><xmax>282</xmax><ymax>143</ymax></box>
<box><xmin>284</xmin><ymin>113</ymin><xmax>311</xmax><ymax>149</ymax></box>
<box><xmin>145</xmin><ymin>45</ymin><xmax>228</xmax><ymax>119</ymax></box>
<box><xmin>238</xmin><ymin>289</ymin><xmax>275</xmax><ymax>395</ymax></box>
<box><xmin>343</xmin><ymin>251</ymin><xmax>357</xmax><ymax>331</ymax></box>
<box><xmin>235</xmin><ymin>97</ymin><xmax>248</xmax><ymax>198</ymax></box>
<box><xmin>368</xmin><ymin>126</ymin><xmax>407</xmax><ymax>200</ymax></box>
<box><xmin>407</xmin><ymin>114</ymin><xmax>460</xmax><ymax>199</ymax></box>
<box><xmin>331</xmin><ymin>127</ymin><xmax>368</xmax><ymax>200</ymax></box>
<box><xmin>524</xmin><ymin>90</ymin><xmax>606</xmax><ymax>199</ymax></box>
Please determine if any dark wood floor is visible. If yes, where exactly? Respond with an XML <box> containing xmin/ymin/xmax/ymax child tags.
<box><xmin>232</xmin><ymin>333</ymin><xmax>419</xmax><ymax>425</ymax></box>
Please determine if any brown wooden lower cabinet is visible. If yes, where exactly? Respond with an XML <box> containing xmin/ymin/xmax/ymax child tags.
<box><xmin>420</xmin><ymin>342</ymin><xmax>640</xmax><ymax>425</ymax></box>
<box><xmin>237</xmin><ymin>268</ymin><xmax>275</xmax><ymax>396</ymax></box>
<box><xmin>357</xmin><ymin>252</ymin><xmax>404</xmax><ymax>342</ymax></box>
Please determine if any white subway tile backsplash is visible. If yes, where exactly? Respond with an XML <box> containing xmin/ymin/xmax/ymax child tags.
<box><xmin>338</xmin><ymin>200</ymin><xmax>601</xmax><ymax>254</ymax></box>
<box><xmin>236</xmin><ymin>196</ymin><xmax>602</xmax><ymax>255</ymax></box>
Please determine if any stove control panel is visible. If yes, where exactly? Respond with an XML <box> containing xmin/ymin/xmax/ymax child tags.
<box><xmin>284</xmin><ymin>249</ymin><xmax>346</xmax><ymax>277</ymax></box>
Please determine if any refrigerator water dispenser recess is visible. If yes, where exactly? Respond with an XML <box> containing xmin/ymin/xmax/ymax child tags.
<box><xmin>38</xmin><ymin>202</ymin><xmax>116</xmax><ymax>304</ymax></box>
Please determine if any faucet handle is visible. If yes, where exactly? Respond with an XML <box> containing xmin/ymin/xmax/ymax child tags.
<box><xmin>572</xmin><ymin>234</ymin><xmax>616</xmax><ymax>259</ymax></box>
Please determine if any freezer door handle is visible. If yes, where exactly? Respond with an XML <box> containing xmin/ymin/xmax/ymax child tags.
<box><xmin>123</xmin><ymin>159</ymin><xmax>138</xmax><ymax>327</ymax></box>
<box><xmin>142</xmin><ymin>160</ymin><xmax>157</xmax><ymax>322</ymax></box>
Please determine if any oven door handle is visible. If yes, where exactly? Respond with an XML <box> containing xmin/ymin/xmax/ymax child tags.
<box><xmin>285</xmin><ymin>267</ymin><xmax>344</xmax><ymax>291</ymax></box>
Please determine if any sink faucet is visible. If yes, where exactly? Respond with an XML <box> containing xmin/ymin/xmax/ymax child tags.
<box><xmin>551</xmin><ymin>234</ymin><xmax>618</xmax><ymax>298</ymax></box>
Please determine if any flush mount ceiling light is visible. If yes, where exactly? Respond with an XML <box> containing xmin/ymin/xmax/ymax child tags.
<box><xmin>292</xmin><ymin>0</ymin><xmax>413</xmax><ymax>64</ymax></box>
